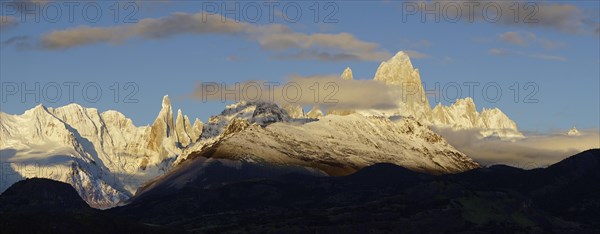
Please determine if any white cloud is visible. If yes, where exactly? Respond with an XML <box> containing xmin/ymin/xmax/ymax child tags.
<box><xmin>500</xmin><ymin>32</ymin><xmax>527</xmax><ymax>46</ymax></box>
<box><xmin>191</xmin><ymin>74</ymin><xmax>402</xmax><ymax>110</ymax></box>
<box><xmin>526</xmin><ymin>53</ymin><xmax>567</xmax><ymax>62</ymax></box>
<box><xmin>414</xmin><ymin>1</ymin><xmax>597</xmax><ymax>35</ymax></box>
<box><xmin>37</xmin><ymin>12</ymin><xmax>390</xmax><ymax>61</ymax></box>
<box><xmin>434</xmin><ymin>127</ymin><xmax>600</xmax><ymax>168</ymax></box>
<box><xmin>41</xmin><ymin>12</ymin><xmax>248</xmax><ymax>49</ymax></box>
<box><xmin>488</xmin><ymin>48</ymin><xmax>506</xmax><ymax>55</ymax></box>
<box><xmin>404</xmin><ymin>50</ymin><xmax>430</xmax><ymax>59</ymax></box>
<box><xmin>488</xmin><ymin>48</ymin><xmax>566</xmax><ymax>62</ymax></box>
<box><xmin>225</xmin><ymin>55</ymin><xmax>238</xmax><ymax>61</ymax></box>
<box><xmin>0</xmin><ymin>16</ymin><xmax>18</xmax><ymax>31</ymax></box>
<box><xmin>499</xmin><ymin>32</ymin><xmax>565</xmax><ymax>50</ymax></box>
<box><xmin>2</xmin><ymin>35</ymin><xmax>32</xmax><ymax>50</ymax></box>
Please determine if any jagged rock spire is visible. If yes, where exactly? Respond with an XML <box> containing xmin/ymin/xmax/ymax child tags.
<box><xmin>175</xmin><ymin>109</ymin><xmax>192</xmax><ymax>147</ymax></box>
<box><xmin>341</xmin><ymin>67</ymin><xmax>353</xmax><ymax>80</ymax></box>
<box><xmin>373</xmin><ymin>51</ymin><xmax>431</xmax><ymax>119</ymax></box>
<box><xmin>148</xmin><ymin>95</ymin><xmax>176</xmax><ymax>151</ymax></box>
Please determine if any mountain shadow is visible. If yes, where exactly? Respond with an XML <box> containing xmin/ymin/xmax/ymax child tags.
<box><xmin>0</xmin><ymin>178</ymin><xmax>182</xmax><ymax>234</ymax></box>
<box><xmin>1</xmin><ymin>149</ymin><xmax>599</xmax><ymax>233</ymax></box>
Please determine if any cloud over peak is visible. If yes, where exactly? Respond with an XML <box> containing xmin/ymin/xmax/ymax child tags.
<box><xmin>191</xmin><ymin>74</ymin><xmax>403</xmax><ymax>110</ymax></box>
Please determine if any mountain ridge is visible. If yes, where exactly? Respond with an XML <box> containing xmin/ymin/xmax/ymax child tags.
<box><xmin>0</xmin><ymin>51</ymin><xmax>526</xmax><ymax>208</ymax></box>
<box><xmin>0</xmin><ymin>95</ymin><xmax>195</xmax><ymax>208</ymax></box>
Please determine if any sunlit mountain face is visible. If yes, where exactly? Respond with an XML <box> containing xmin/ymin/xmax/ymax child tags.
<box><xmin>1</xmin><ymin>0</ymin><xmax>598</xmax><ymax>233</ymax></box>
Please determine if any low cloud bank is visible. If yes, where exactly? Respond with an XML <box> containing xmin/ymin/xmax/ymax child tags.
<box><xmin>434</xmin><ymin>127</ymin><xmax>600</xmax><ymax>168</ymax></box>
<box><xmin>191</xmin><ymin>75</ymin><xmax>403</xmax><ymax>110</ymax></box>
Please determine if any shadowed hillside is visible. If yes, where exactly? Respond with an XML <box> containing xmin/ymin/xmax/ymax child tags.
<box><xmin>1</xmin><ymin>149</ymin><xmax>599</xmax><ymax>233</ymax></box>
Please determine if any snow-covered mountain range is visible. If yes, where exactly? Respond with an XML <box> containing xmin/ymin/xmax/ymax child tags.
<box><xmin>294</xmin><ymin>51</ymin><xmax>523</xmax><ymax>138</ymax></box>
<box><xmin>0</xmin><ymin>51</ymin><xmax>519</xmax><ymax>208</ymax></box>
<box><xmin>0</xmin><ymin>98</ymin><xmax>478</xmax><ymax>208</ymax></box>
<box><xmin>187</xmin><ymin>105</ymin><xmax>478</xmax><ymax>175</ymax></box>
<box><xmin>0</xmin><ymin>96</ymin><xmax>201</xmax><ymax>208</ymax></box>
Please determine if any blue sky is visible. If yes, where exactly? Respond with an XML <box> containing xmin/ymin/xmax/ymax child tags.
<box><xmin>0</xmin><ymin>0</ymin><xmax>598</xmax><ymax>132</ymax></box>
